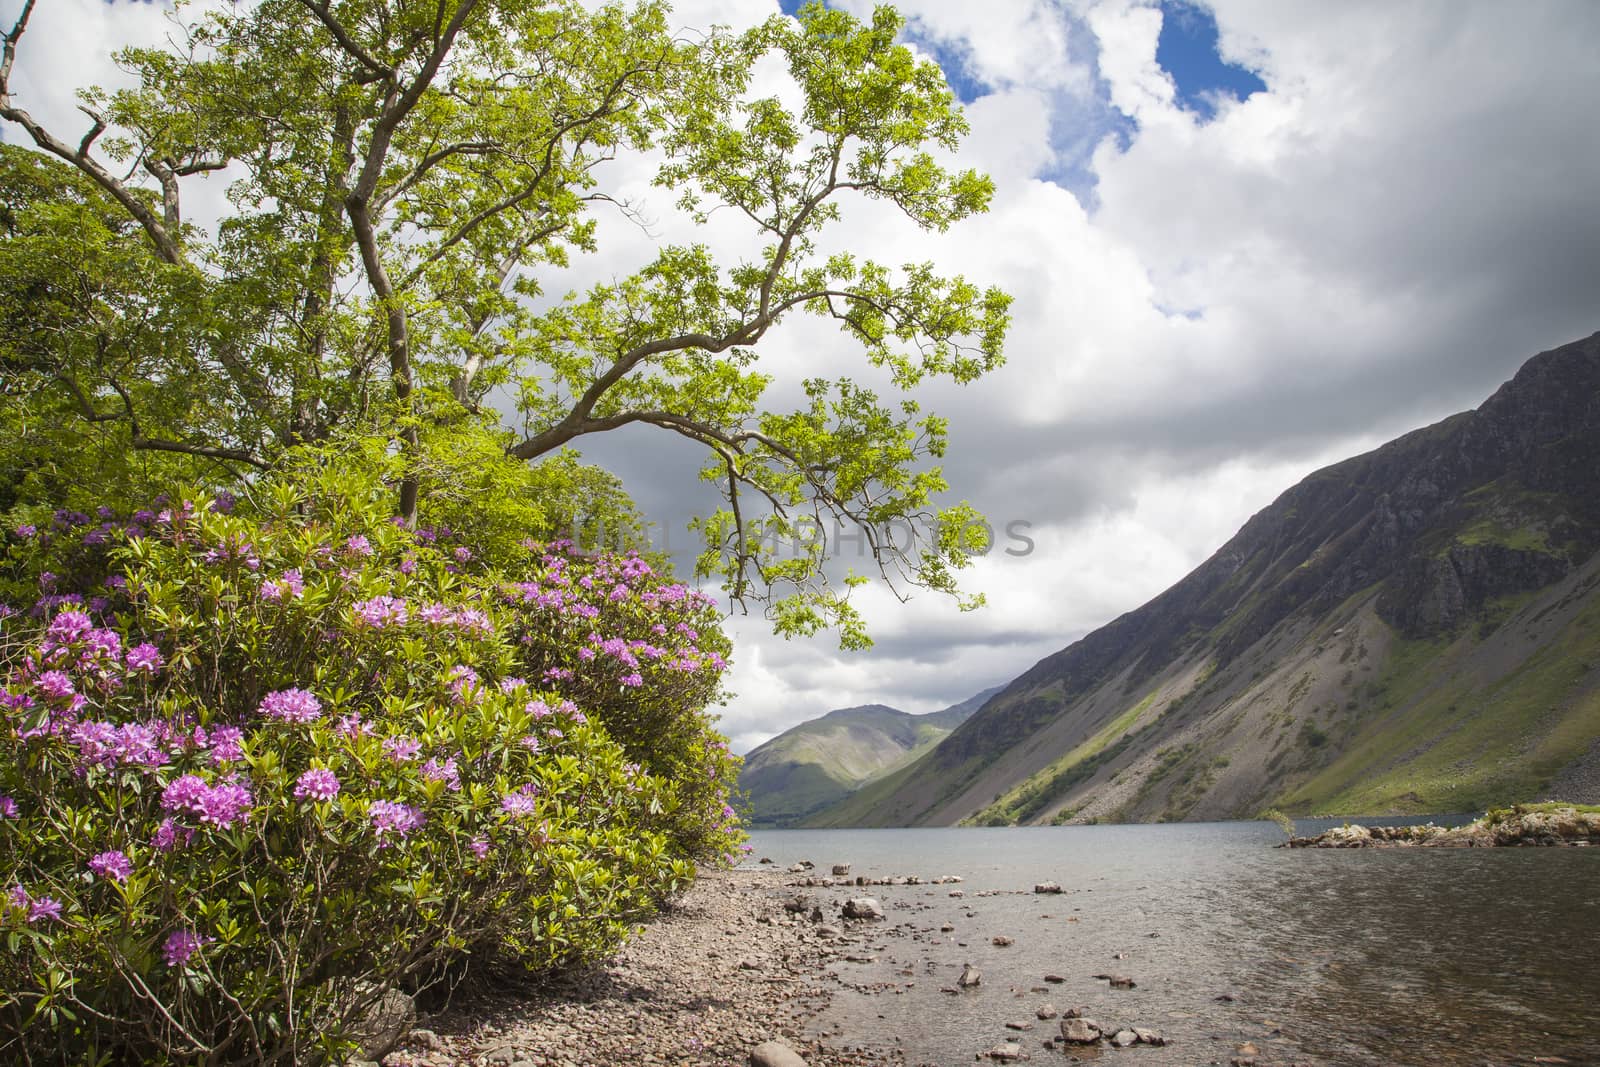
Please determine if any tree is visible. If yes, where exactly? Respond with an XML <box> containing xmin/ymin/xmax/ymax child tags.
<box><xmin>0</xmin><ymin>0</ymin><xmax>1010</xmax><ymax>646</ymax></box>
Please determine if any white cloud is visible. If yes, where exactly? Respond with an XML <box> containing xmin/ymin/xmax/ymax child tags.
<box><xmin>10</xmin><ymin>0</ymin><xmax>1598</xmax><ymax>755</ymax></box>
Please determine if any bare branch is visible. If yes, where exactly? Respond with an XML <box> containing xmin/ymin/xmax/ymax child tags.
<box><xmin>74</xmin><ymin>104</ymin><xmax>106</xmax><ymax>157</ymax></box>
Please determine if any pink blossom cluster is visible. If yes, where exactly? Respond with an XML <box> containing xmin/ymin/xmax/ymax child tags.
<box><xmin>258</xmin><ymin>688</ymin><xmax>321</xmax><ymax>724</ymax></box>
<box><xmin>259</xmin><ymin>568</ymin><xmax>305</xmax><ymax>602</ymax></box>
<box><xmin>352</xmin><ymin>595</ymin><xmax>409</xmax><ymax>629</ymax></box>
<box><xmin>368</xmin><ymin>800</ymin><xmax>424</xmax><ymax>844</ymax></box>
<box><xmin>160</xmin><ymin>774</ymin><xmax>254</xmax><ymax>830</ymax></box>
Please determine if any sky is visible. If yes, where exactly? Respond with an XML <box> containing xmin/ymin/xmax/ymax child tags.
<box><xmin>8</xmin><ymin>0</ymin><xmax>1600</xmax><ymax>753</ymax></box>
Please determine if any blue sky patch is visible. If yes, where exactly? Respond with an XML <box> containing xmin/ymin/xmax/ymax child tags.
<box><xmin>1156</xmin><ymin>0</ymin><xmax>1266</xmax><ymax>120</ymax></box>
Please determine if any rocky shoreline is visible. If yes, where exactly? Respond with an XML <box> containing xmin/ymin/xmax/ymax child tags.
<box><xmin>362</xmin><ymin>868</ymin><xmax>897</xmax><ymax>1067</ymax></box>
<box><xmin>1281</xmin><ymin>804</ymin><xmax>1600</xmax><ymax>848</ymax></box>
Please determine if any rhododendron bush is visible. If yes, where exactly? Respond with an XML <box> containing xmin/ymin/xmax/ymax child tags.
<box><xmin>0</xmin><ymin>480</ymin><xmax>742</xmax><ymax>1064</ymax></box>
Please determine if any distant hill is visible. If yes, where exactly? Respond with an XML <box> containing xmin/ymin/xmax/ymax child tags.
<box><xmin>809</xmin><ymin>330</ymin><xmax>1600</xmax><ymax>827</ymax></box>
<box><xmin>736</xmin><ymin>687</ymin><xmax>1000</xmax><ymax>826</ymax></box>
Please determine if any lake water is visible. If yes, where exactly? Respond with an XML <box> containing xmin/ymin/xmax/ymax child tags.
<box><xmin>743</xmin><ymin>822</ymin><xmax>1600</xmax><ymax>1066</ymax></box>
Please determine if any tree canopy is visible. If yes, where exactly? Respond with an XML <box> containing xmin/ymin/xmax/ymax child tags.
<box><xmin>0</xmin><ymin>0</ymin><xmax>1010</xmax><ymax>646</ymax></box>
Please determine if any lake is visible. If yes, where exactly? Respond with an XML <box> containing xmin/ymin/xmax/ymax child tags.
<box><xmin>743</xmin><ymin>821</ymin><xmax>1600</xmax><ymax>1066</ymax></box>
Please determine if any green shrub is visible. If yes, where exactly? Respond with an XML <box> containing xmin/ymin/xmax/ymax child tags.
<box><xmin>0</xmin><ymin>480</ymin><xmax>741</xmax><ymax>1064</ymax></box>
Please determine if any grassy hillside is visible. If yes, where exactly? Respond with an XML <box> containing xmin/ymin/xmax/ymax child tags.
<box><xmin>807</xmin><ymin>331</ymin><xmax>1600</xmax><ymax>827</ymax></box>
<box><xmin>737</xmin><ymin>688</ymin><xmax>999</xmax><ymax>826</ymax></box>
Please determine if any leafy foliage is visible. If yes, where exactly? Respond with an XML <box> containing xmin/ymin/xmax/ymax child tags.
<box><xmin>0</xmin><ymin>0</ymin><xmax>1009</xmax><ymax>644</ymax></box>
<box><xmin>0</xmin><ymin>477</ymin><xmax>741</xmax><ymax>1064</ymax></box>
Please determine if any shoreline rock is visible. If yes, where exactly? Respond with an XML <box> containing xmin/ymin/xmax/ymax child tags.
<box><xmin>1282</xmin><ymin>804</ymin><xmax>1600</xmax><ymax>848</ymax></box>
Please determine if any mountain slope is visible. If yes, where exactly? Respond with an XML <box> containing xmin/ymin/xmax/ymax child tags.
<box><xmin>737</xmin><ymin>688</ymin><xmax>999</xmax><ymax>826</ymax></box>
<box><xmin>811</xmin><ymin>331</ymin><xmax>1600</xmax><ymax>826</ymax></box>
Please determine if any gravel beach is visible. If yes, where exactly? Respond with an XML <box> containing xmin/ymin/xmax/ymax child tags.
<box><xmin>375</xmin><ymin>868</ymin><xmax>898</xmax><ymax>1067</ymax></box>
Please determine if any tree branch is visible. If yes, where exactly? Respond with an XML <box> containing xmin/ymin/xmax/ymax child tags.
<box><xmin>295</xmin><ymin>0</ymin><xmax>394</xmax><ymax>81</ymax></box>
<box><xmin>343</xmin><ymin>0</ymin><xmax>481</xmax><ymax>522</ymax></box>
<box><xmin>0</xmin><ymin>6</ymin><xmax>185</xmax><ymax>264</ymax></box>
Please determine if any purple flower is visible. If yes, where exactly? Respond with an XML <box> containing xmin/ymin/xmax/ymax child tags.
<box><xmin>151</xmin><ymin>817</ymin><xmax>190</xmax><ymax>852</ymax></box>
<box><xmin>0</xmin><ymin>796</ymin><xmax>17</xmax><ymax>819</ymax></box>
<box><xmin>335</xmin><ymin>713</ymin><xmax>370</xmax><ymax>740</ymax></box>
<box><xmin>420</xmin><ymin>757</ymin><xmax>460</xmax><ymax>792</ymax></box>
<box><xmin>453</xmin><ymin>546</ymin><xmax>473</xmax><ymax>563</ymax></box>
<box><xmin>162</xmin><ymin>929</ymin><xmax>208</xmax><ymax>967</ymax></box>
<box><xmin>195</xmin><ymin>782</ymin><xmax>253</xmax><ymax>829</ymax></box>
<box><xmin>369</xmin><ymin>800</ymin><xmax>423</xmax><ymax>844</ymax></box>
<box><xmin>399</xmin><ymin>556</ymin><xmax>417</xmax><ymax>575</ymax></box>
<box><xmin>161</xmin><ymin>775</ymin><xmax>209</xmax><ymax>813</ymax></box>
<box><xmin>47</xmin><ymin>609</ymin><xmax>93</xmax><ymax>644</ymax></box>
<box><xmin>381</xmin><ymin>736</ymin><xmax>421</xmax><ymax>762</ymax></box>
<box><xmin>259</xmin><ymin>688</ymin><xmax>321</xmax><ymax>723</ymax></box>
<box><xmin>205</xmin><ymin>725</ymin><xmax>245</xmax><ymax>764</ymax></box>
<box><xmin>500</xmin><ymin>784</ymin><xmax>540</xmax><ymax>817</ymax></box>
<box><xmin>446</xmin><ymin>666</ymin><xmax>481</xmax><ymax>705</ymax></box>
<box><xmin>108</xmin><ymin>722</ymin><xmax>165</xmax><ymax>769</ymax></box>
<box><xmin>620</xmin><ymin>672</ymin><xmax>644</xmax><ymax>688</ymax></box>
<box><xmin>7</xmin><ymin>884</ymin><xmax>26</xmax><ymax>908</ymax></box>
<box><xmin>451</xmin><ymin>608</ymin><xmax>493</xmax><ymax>636</ymax></box>
<box><xmin>352</xmin><ymin>595</ymin><xmax>408</xmax><ymax>629</ymax></box>
<box><xmin>15</xmin><ymin>523</ymin><xmax>36</xmax><ymax>538</ymax></box>
<box><xmin>294</xmin><ymin>768</ymin><xmax>340</xmax><ymax>802</ymax></box>
<box><xmin>27</xmin><ymin>896</ymin><xmax>63</xmax><ymax>923</ymax></box>
<box><xmin>344</xmin><ymin>535</ymin><xmax>373</xmax><ymax>558</ymax></box>
<box><xmin>88</xmin><ymin>850</ymin><xmax>132</xmax><ymax>882</ymax></box>
<box><xmin>259</xmin><ymin>568</ymin><xmax>305</xmax><ymax>603</ymax></box>
<box><xmin>125</xmin><ymin>643</ymin><xmax>164</xmax><ymax>674</ymax></box>
<box><xmin>36</xmin><ymin>670</ymin><xmax>76</xmax><ymax>700</ymax></box>
<box><xmin>469</xmin><ymin>836</ymin><xmax>491</xmax><ymax>859</ymax></box>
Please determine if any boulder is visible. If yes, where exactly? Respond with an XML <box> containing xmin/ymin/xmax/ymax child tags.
<box><xmin>783</xmin><ymin>896</ymin><xmax>809</xmax><ymax>913</ymax></box>
<box><xmin>992</xmin><ymin>935</ymin><xmax>1014</xmax><ymax>947</ymax></box>
<box><xmin>1036</xmin><ymin>1004</ymin><xmax>1058</xmax><ymax>1020</ymax></box>
<box><xmin>958</xmin><ymin>963</ymin><xmax>982</xmax><ymax>988</ymax></box>
<box><xmin>842</xmin><ymin>897</ymin><xmax>884</xmax><ymax>920</ymax></box>
<box><xmin>1111</xmin><ymin>1029</ymin><xmax>1138</xmax><ymax>1048</ymax></box>
<box><xmin>832</xmin><ymin>864</ymin><xmax>851</xmax><ymax>876</ymax></box>
<box><xmin>1033</xmin><ymin>882</ymin><xmax>1062</xmax><ymax>894</ymax></box>
<box><xmin>1043</xmin><ymin>974</ymin><xmax>1066</xmax><ymax>984</ymax></box>
<box><xmin>344</xmin><ymin>984</ymin><xmax>415</xmax><ymax>1061</ymax></box>
<box><xmin>1132</xmin><ymin>1028</ymin><xmax>1166</xmax><ymax>1047</ymax></box>
<box><xmin>986</xmin><ymin>1042</ymin><xmax>1024</xmax><ymax>1061</ymax></box>
<box><xmin>750</xmin><ymin>1041</ymin><xmax>809</xmax><ymax>1067</ymax></box>
<box><xmin>1058</xmin><ymin>1018</ymin><xmax>1100</xmax><ymax>1044</ymax></box>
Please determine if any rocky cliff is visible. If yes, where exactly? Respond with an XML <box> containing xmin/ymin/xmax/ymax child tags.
<box><xmin>810</xmin><ymin>331</ymin><xmax>1600</xmax><ymax>826</ymax></box>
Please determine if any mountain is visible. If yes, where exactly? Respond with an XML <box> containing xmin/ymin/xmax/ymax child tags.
<box><xmin>737</xmin><ymin>687</ymin><xmax>1000</xmax><ymax>826</ymax></box>
<box><xmin>811</xmin><ymin>331</ymin><xmax>1600</xmax><ymax>827</ymax></box>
